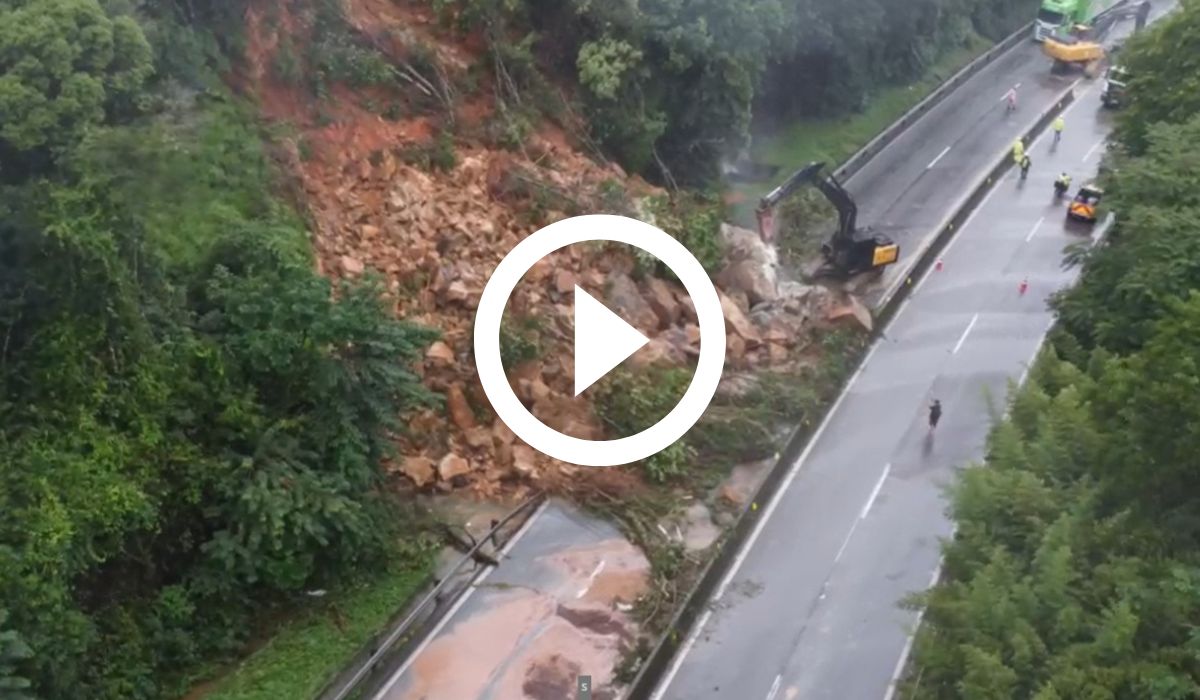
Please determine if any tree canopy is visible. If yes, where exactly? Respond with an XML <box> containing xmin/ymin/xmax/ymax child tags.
<box><xmin>440</xmin><ymin>0</ymin><xmax>1038</xmax><ymax>184</ymax></box>
<box><xmin>0</xmin><ymin>0</ymin><xmax>153</xmax><ymax>167</ymax></box>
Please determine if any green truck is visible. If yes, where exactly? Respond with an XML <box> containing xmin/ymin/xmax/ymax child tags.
<box><xmin>1033</xmin><ymin>0</ymin><xmax>1124</xmax><ymax>41</ymax></box>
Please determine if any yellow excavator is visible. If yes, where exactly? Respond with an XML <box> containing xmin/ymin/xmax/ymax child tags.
<box><xmin>755</xmin><ymin>162</ymin><xmax>899</xmax><ymax>279</ymax></box>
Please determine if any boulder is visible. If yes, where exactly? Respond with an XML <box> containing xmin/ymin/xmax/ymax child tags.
<box><xmin>533</xmin><ymin>397</ymin><xmax>603</xmax><ymax>440</ymax></box>
<box><xmin>340</xmin><ymin>255</ymin><xmax>365</xmax><ymax>275</ymax></box>
<box><xmin>605</xmin><ymin>271</ymin><xmax>660</xmax><ymax>333</ymax></box>
<box><xmin>361</xmin><ymin>224</ymin><xmax>382</xmax><ymax>240</ymax></box>
<box><xmin>644</xmin><ymin>277</ymin><xmax>681</xmax><ymax>328</ymax></box>
<box><xmin>492</xmin><ymin>419</ymin><xmax>516</xmax><ymax>445</ymax></box>
<box><xmin>727</xmin><ymin>333</ymin><xmax>746</xmax><ymax>361</ymax></box>
<box><xmin>628</xmin><ymin>338</ymin><xmax>688</xmax><ymax>368</ymax></box>
<box><xmin>445</xmin><ymin>280</ymin><xmax>470</xmax><ymax>304</ymax></box>
<box><xmin>656</xmin><ymin>326</ymin><xmax>700</xmax><ymax>359</ymax></box>
<box><xmin>721</xmin><ymin>223</ymin><xmax>776</xmax><ymax>266</ymax></box>
<box><xmin>496</xmin><ymin>442</ymin><xmax>514</xmax><ymax>468</ymax></box>
<box><xmin>437</xmin><ymin>452</ymin><xmax>471</xmax><ymax>481</ymax></box>
<box><xmin>554</xmin><ymin>269</ymin><xmax>576</xmax><ymax>295</ymax></box>
<box><xmin>718</xmin><ymin>290</ymin><xmax>761</xmax><ymax>342</ymax></box>
<box><xmin>446</xmin><ymin>384</ymin><xmax>477</xmax><ymax>431</ymax></box>
<box><xmin>528</xmin><ymin>259</ymin><xmax>552</xmax><ymax>283</ymax></box>
<box><xmin>400</xmin><ymin>456</ymin><xmax>435</xmax><ymax>488</ymax></box>
<box><xmin>425</xmin><ymin>341</ymin><xmax>455</xmax><ymax>364</ymax></box>
<box><xmin>717</xmin><ymin>259</ymin><xmax>777</xmax><ymax>307</ymax></box>
<box><xmin>512</xmin><ymin>444</ymin><xmax>538</xmax><ymax>477</ymax></box>
<box><xmin>826</xmin><ymin>294</ymin><xmax>874</xmax><ymax>332</ymax></box>
<box><xmin>464</xmin><ymin>426</ymin><xmax>492</xmax><ymax>449</ymax></box>
<box><xmin>718</xmin><ymin>482</ymin><xmax>748</xmax><ymax>508</ymax></box>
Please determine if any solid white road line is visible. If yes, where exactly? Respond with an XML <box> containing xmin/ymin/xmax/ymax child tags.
<box><xmin>834</xmin><ymin>518</ymin><xmax>861</xmax><ymax>564</ymax></box>
<box><xmin>861</xmin><ymin>463</ymin><xmax>892</xmax><ymax>519</ymax></box>
<box><xmin>1025</xmin><ymin>215</ymin><xmax>1045</xmax><ymax>242</ymax></box>
<box><xmin>576</xmin><ymin>559</ymin><xmax>606</xmax><ymax>599</ymax></box>
<box><xmin>765</xmin><ymin>674</ymin><xmax>783</xmax><ymax>700</ymax></box>
<box><xmin>1082</xmin><ymin>139</ymin><xmax>1103</xmax><ymax>162</ymax></box>
<box><xmin>952</xmin><ymin>313</ymin><xmax>979</xmax><ymax>354</ymax></box>
<box><xmin>373</xmin><ymin>500</ymin><xmax>549</xmax><ymax>699</ymax></box>
<box><xmin>997</xmin><ymin>81</ymin><xmax>1022</xmax><ymax>102</ymax></box>
<box><xmin>926</xmin><ymin>146</ymin><xmax>951</xmax><ymax>170</ymax></box>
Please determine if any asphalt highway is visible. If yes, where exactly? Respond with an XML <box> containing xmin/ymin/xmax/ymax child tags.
<box><xmin>841</xmin><ymin>32</ymin><xmax>1082</xmax><ymax>308</ymax></box>
<box><xmin>649</xmin><ymin>52</ymin><xmax>1130</xmax><ymax>700</ymax></box>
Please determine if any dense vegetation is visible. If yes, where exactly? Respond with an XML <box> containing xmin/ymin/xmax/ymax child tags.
<box><xmin>905</xmin><ymin>3</ymin><xmax>1200</xmax><ymax>697</ymax></box>
<box><xmin>0</xmin><ymin>0</ymin><xmax>1052</xmax><ymax>696</ymax></box>
<box><xmin>0</xmin><ymin>1</ymin><xmax>438</xmax><ymax>698</ymax></box>
<box><xmin>436</xmin><ymin>0</ymin><xmax>1039</xmax><ymax>184</ymax></box>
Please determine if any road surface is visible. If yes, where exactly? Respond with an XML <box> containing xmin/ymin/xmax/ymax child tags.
<box><xmin>369</xmin><ymin>501</ymin><xmax>649</xmax><ymax>700</ymax></box>
<box><xmin>649</xmin><ymin>53</ymin><xmax>1129</xmax><ymax>700</ymax></box>
<box><xmin>839</xmin><ymin>31</ymin><xmax>1080</xmax><ymax>308</ymax></box>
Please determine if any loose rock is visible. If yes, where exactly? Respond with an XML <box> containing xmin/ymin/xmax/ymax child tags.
<box><xmin>446</xmin><ymin>384</ymin><xmax>477</xmax><ymax>431</ymax></box>
<box><xmin>438</xmin><ymin>452</ymin><xmax>471</xmax><ymax>481</ymax></box>
<box><xmin>400</xmin><ymin>456</ymin><xmax>436</xmax><ymax>488</ymax></box>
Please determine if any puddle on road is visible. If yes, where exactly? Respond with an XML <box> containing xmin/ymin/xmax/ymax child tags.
<box><xmin>387</xmin><ymin>534</ymin><xmax>648</xmax><ymax>700</ymax></box>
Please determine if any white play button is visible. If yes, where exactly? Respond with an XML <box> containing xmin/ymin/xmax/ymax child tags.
<box><xmin>573</xmin><ymin>285</ymin><xmax>649</xmax><ymax>396</ymax></box>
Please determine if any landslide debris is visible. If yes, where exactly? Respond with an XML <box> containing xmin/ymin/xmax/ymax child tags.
<box><xmin>238</xmin><ymin>0</ymin><xmax>861</xmax><ymax>496</ymax></box>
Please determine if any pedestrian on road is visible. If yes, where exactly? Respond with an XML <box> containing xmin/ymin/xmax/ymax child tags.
<box><xmin>928</xmin><ymin>400</ymin><xmax>943</xmax><ymax>432</ymax></box>
<box><xmin>1053</xmin><ymin>116</ymin><xmax>1065</xmax><ymax>143</ymax></box>
<box><xmin>1020</xmin><ymin>154</ymin><xmax>1032</xmax><ymax>180</ymax></box>
<box><xmin>1005</xmin><ymin>86</ymin><xmax>1018</xmax><ymax>113</ymax></box>
<box><xmin>1012</xmin><ymin>138</ymin><xmax>1025</xmax><ymax>164</ymax></box>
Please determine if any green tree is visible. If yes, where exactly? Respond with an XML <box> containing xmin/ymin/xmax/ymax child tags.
<box><xmin>1113</xmin><ymin>0</ymin><xmax>1200</xmax><ymax>154</ymax></box>
<box><xmin>0</xmin><ymin>610</ymin><xmax>33</xmax><ymax>700</ymax></box>
<box><xmin>0</xmin><ymin>0</ymin><xmax>153</xmax><ymax>164</ymax></box>
<box><xmin>0</xmin><ymin>97</ymin><xmax>437</xmax><ymax>698</ymax></box>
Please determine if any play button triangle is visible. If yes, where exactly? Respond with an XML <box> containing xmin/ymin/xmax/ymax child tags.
<box><xmin>574</xmin><ymin>285</ymin><xmax>649</xmax><ymax>396</ymax></box>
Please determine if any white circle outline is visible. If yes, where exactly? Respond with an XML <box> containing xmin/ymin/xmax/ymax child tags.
<box><xmin>473</xmin><ymin>214</ymin><xmax>726</xmax><ymax>467</ymax></box>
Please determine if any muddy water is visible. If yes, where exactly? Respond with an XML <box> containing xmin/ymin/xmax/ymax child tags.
<box><xmin>377</xmin><ymin>502</ymin><xmax>648</xmax><ymax>700</ymax></box>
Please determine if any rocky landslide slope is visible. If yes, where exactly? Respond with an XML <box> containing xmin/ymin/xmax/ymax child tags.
<box><xmin>238</xmin><ymin>0</ymin><xmax>861</xmax><ymax>497</ymax></box>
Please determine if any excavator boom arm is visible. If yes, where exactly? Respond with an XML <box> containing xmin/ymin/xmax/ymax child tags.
<box><xmin>756</xmin><ymin>161</ymin><xmax>857</xmax><ymax>244</ymax></box>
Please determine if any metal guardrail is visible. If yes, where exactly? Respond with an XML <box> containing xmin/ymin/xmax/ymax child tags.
<box><xmin>315</xmin><ymin>492</ymin><xmax>547</xmax><ymax>700</ymax></box>
<box><xmin>621</xmin><ymin>22</ymin><xmax>1065</xmax><ymax>700</ymax></box>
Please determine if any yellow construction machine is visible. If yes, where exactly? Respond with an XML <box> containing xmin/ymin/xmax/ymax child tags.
<box><xmin>1042</xmin><ymin>1</ymin><xmax>1147</xmax><ymax>76</ymax></box>
<box><xmin>1042</xmin><ymin>26</ymin><xmax>1107</xmax><ymax>76</ymax></box>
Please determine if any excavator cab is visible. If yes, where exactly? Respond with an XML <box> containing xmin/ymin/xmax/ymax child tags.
<box><xmin>756</xmin><ymin>162</ymin><xmax>900</xmax><ymax>279</ymax></box>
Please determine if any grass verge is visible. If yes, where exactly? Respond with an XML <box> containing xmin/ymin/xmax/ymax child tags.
<box><xmin>194</xmin><ymin>545</ymin><xmax>436</xmax><ymax>700</ymax></box>
<box><xmin>728</xmin><ymin>34</ymin><xmax>993</xmax><ymax>226</ymax></box>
